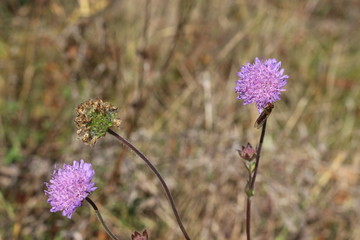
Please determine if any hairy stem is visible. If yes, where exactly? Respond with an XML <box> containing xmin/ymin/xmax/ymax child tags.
<box><xmin>107</xmin><ymin>129</ymin><xmax>191</xmax><ymax>240</ymax></box>
<box><xmin>86</xmin><ymin>197</ymin><xmax>119</xmax><ymax>240</ymax></box>
<box><xmin>246</xmin><ymin>119</ymin><xmax>268</xmax><ymax>240</ymax></box>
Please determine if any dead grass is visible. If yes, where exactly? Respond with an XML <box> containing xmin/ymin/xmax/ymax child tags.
<box><xmin>0</xmin><ymin>0</ymin><xmax>359</xmax><ymax>239</ymax></box>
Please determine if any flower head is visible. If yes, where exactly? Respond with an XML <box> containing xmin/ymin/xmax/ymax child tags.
<box><xmin>131</xmin><ymin>230</ymin><xmax>149</xmax><ymax>240</ymax></box>
<box><xmin>235</xmin><ymin>57</ymin><xmax>288</xmax><ymax>112</ymax></box>
<box><xmin>75</xmin><ymin>98</ymin><xmax>121</xmax><ymax>145</ymax></box>
<box><xmin>44</xmin><ymin>160</ymin><xmax>97</xmax><ymax>219</ymax></box>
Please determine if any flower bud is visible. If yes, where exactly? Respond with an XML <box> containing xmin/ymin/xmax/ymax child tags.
<box><xmin>237</xmin><ymin>143</ymin><xmax>256</xmax><ymax>161</ymax></box>
<box><xmin>131</xmin><ymin>230</ymin><xmax>148</xmax><ymax>240</ymax></box>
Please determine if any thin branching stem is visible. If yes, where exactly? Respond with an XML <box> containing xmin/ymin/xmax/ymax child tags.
<box><xmin>107</xmin><ymin>129</ymin><xmax>191</xmax><ymax>240</ymax></box>
<box><xmin>246</xmin><ymin>119</ymin><xmax>268</xmax><ymax>240</ymax></box>
<box><xmin>86</xmin><ymin>197</ymin><xmax>119</xmax><ymax>240</ymax></box>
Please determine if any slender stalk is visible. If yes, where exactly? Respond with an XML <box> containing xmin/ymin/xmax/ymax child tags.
<box><xmin>246</xmin><ymin>119</ymin><xmax>268</xmax><ymax>240</ymax></box>
<box><xmin>86</xmin><ymin>197</ymin><xmax>119</xmax><ymax>240</ymax></box>
<box><xmin>250</xmin><ymin>120</ymin><xmax>267</xmax><ymax>189</ymax></box>
<box><xmin>107</xmin><ymin>129</ymin><xmax>191</xmax><ymax>240</ymax></box>
<box><xmin>246</xmin><ymin>198</ymin><xmax>251</xmax><ymax>240</ymax></box>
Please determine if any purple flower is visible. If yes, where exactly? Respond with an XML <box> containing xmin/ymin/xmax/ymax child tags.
<box><xmin>44</xmin><ymin>160</ymin><xmax>97</xmax><ymax>219</ymax></box>
<box><xmin>235</xmin><ymin>57</ymin><xmax>288</xmax><ymax>112</ymax></box>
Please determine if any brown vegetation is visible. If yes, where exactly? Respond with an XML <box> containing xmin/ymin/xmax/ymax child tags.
<box><xmin>0</xmin><ymin>0</ymin><xmax>359</xmax><ymax>239</ymax></box>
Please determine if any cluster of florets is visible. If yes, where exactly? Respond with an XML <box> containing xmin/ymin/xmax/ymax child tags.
<box><xmin>235</xmin><ymin>57</ymin><xmax>288</xmax><ymax>112</ymax></box>
<box><xmin>75</xmin><ymin>98</ymin><xmax>121</xmax><ymax>145</ymax></box>
<box><xmin>44</xmin><ymin>160</ymin><xmax>96</xmax><ymax>219</ymax></box>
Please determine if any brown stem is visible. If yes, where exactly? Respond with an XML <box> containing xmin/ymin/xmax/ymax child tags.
<box><xmin>86</xmin><ymin>197</ymin><xmax>119</xmax><ymax>240</ymax></box>
<box><xmin>245</xmin><ymin>119</ymin><xmax>268</xmax><ymax>240</ymax></box>
<box><xmin>107</xmin><ymin>129</ymin><xmax>191</xmax><ymax>240</ymax></box>
<box><xmin>250</xmin><ymin>120</ymin><xmax>267</xmax><ymax>189</ymax></box>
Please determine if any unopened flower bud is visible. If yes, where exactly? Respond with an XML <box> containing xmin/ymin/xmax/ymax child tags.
<box><xmin>131</xmin><ymin>230</ymin><xmax>148</xmax><ymax>240</ymax></box>
<box><xmin>238</xmin><ymin>143</ymin><xmax>256</xmax><ymax>161</ymax></box>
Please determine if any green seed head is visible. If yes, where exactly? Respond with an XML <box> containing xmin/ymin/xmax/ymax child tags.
<box><xmin>75</xmin><ymin>99</ymin><xmax>121</xmax><ymax>145</ymax></box>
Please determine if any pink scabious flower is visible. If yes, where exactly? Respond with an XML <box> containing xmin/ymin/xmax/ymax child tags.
<box><xmin>44</xmin><ymin>160</ymin><xmax>97</xmax><ymax>219</ymax></box>
<box><xmin>235</xmin><ymin>57</ymin><xmax>288</xmax><ymax>112</ymax></box>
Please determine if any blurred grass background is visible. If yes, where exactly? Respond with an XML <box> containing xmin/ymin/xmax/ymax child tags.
<box><xmin>0</xmin><ymin>0</ymin><xmax>359</xmax><ymax>239</ymax></box>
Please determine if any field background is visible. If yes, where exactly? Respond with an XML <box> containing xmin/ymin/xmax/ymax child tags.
<box><xmin>0</xmin><ymin>0</ymin><xmax>359</xmax><ymax>239</ymax></box>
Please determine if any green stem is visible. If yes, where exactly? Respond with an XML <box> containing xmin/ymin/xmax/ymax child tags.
<box><xmin>86</xmin><ymin>197</ymin><xmax>119</xmax><ymax>240</ymax></box>
<box><xmin>107</xmin><ymin>129</ymin><xmax>191</xmax><ymax>240</ymax></box>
